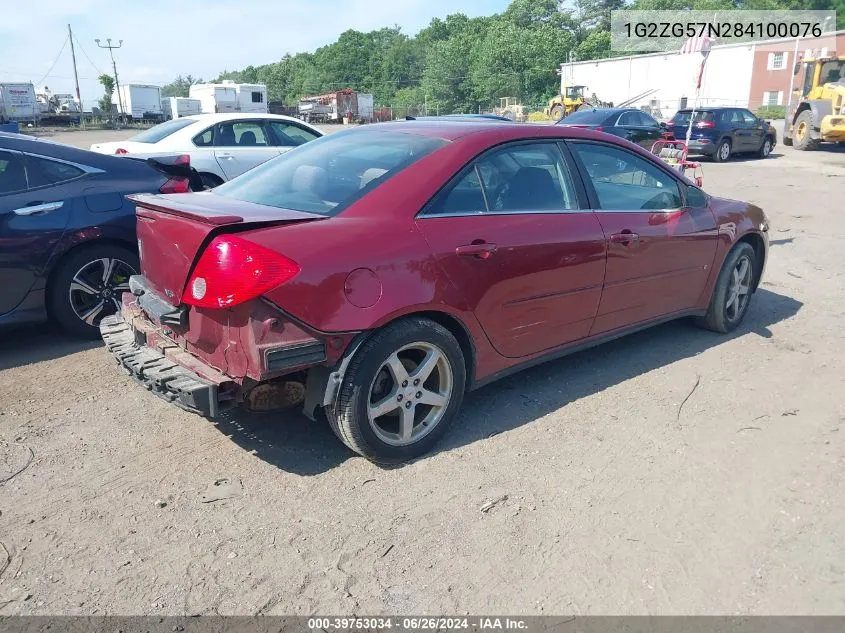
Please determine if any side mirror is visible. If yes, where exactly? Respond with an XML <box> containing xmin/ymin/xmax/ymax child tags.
<box><xmin>659</xmin><ymin>121</ymin><xmax>667</xmax><ymax>129</ymax></box>
<box><xmin>793</xmin><ymin>63</ymin><xmax>800</xmax><ymax>76</ymax></box>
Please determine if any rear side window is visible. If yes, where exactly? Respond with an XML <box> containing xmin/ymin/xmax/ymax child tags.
<box><xmin>0</xmin><ymin>150</ymin><xmax>28</xmax><ymax>195</ymax></box>
<box><xmin>571</xmin><ymin>142</ymin><xmax>682</xmax><ymax>211</ymax></box>
<box><xmin>129</xmin><ymin>118</ymin><xmax>195</xmax><ymax>143</ymax></box>
<box><xmin>425</xmin><ymin>142</ymin><xmax>579</xmax><ymax>215</ymax></box>
<box><xmin>193</xmin><ymin>127</ymin><xmax>214</xmax><ymax>147</ymax></box>
<box><xmin>27</xmin><ymin>156</ymin><xmax>85</xmax><ymax>186</ymax></box>
<box><xmin>215</xmin><ymin>121</ymin><xmax>269</xmax><ymax>147</ymax></box>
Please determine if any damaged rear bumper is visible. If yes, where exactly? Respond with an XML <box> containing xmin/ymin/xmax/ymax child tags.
<box><xmin>100</xmin><ymin>310</ymin><xmax>233</xmax><ymax>418</ymax></box>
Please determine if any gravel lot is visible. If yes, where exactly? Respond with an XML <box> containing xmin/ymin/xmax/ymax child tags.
<box><xmin>1</xmin><ymin>127</ymin><xmax>844</xmax><ymax>616</ymax></box>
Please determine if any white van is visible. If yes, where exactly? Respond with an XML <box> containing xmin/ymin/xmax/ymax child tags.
<box><xmin>0</xmin><ymin>83</ymin><xmax>38</xmax><ymax>123</ymax></box>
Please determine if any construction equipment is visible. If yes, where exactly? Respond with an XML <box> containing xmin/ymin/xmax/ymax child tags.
<box><xmin>544</xmin><ymin>85</ymin><xmax>614</xmax><ymax>121</ymax></box>
<box><xmin>493</xmin><ymin>97</ymin><xmax>527</xmax><ymax>122</ymax></box>
<box><xmin>783</xmin><ymin>51</ymin><xmax>845</xmax><ymax>150</ymax></box>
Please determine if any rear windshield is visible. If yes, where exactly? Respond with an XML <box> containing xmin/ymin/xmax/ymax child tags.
<box><xmin>558</xmin><ymin>109</ymin><xmax>612</xmax><ymax>124</ymax></box>
<box><xmin>671</xmin><ymin>111</ymin><xmax>716</xmax><ymax>126</ymax></box>
<box><xmin>129</xmin><ymin>118</ymin><xmax>195</xmax><ymax>143</ymax></box>
<box><xmin>213</xmin><ymin>129</ymin><xmax>447</xmax><ymax>216</ymax></box>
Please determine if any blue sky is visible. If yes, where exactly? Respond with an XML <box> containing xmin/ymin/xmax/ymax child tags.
<box><xmin>1</xmin><ymin>0</ymin><xmax>510</xmax><ymax>109</ymax></box>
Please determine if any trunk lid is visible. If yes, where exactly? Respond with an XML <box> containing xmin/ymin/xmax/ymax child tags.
<box><xmin>130</xmin><ymin>192</ymin><xmax>326</xmax><ymax>306</ymax></box>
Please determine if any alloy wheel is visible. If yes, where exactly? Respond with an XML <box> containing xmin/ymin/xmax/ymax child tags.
<box><xmin>367</xmin><ymin>342</ymin><xmax>454</xmax><ymax>447</ymax></box>
<box><xmin>762</xmin><ymin>139</ymin><xmax>772</xmax><ymax>156</ymax></box>
<box><xmin>725</xmin><ymin>255</ymin><xmax>752</xmax><ymax>322</ymax></box>
<box><xmin>68</xmin><ymin>258</ymin><xmax>135</xmax><ymax>326</ymax></box>
<box><xmin>719</xmin><ymin>142</ymin><xmax>730</xmax><ymax>161</ymax></box>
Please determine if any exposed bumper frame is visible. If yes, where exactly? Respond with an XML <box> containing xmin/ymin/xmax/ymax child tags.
<box><xmin>100</xmin><ymin>312</ymin><xmax>225</xmax><ymax>417</ymax></box>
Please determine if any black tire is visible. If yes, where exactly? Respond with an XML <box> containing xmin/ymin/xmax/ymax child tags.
<box><xmin>696</xmin><ymin>242</ymin><xmax>757</xmax><ymax>334</ymax></box>
<box><xmin>792</xmin><ymin>110</ymin><xmax>819</xmax><ymax>151</ymax></box>
<box><xmin>550</xmin><ymin>105</ymin><xmax>564</xmax><ymax>121</ymax></box>
<box><xmin>757</xmin><ymin>135</ymin><xmax>773</xmax><ymax>158</ymax></box>
<box><xmin>713</xmin><ymin>138</ymin><xmax>731</xmax><ymax>162</ymax></box>
<box><xmin>199</xmin><ymin>173</ymin><xmax>223</xmax><ymax>189</ymax></box>
<box><xmin>48</xmin><ymin>244</ymin><xmax>138</xmax><ymax>339</ymax></box>
<box><xmin>326</xmin><ymin>317</ymin><xmax>466</xmax><ymax>463</ymax></box>
<box><xmin>783</xmin><ymin>135</ymin><xmax>793</xmax><ymax>147</ymax></box>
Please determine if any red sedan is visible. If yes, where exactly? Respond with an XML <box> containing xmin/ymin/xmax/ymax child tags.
<box><xmin>100</xmin><ymin>121</ymin><xmax>769</xmax><ymax>462</ymax></box>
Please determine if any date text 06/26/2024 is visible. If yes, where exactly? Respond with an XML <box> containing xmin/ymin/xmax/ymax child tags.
<box><xmin>306</xmin><ymin>617</ymin><xmax>530</xmax><ymax>631</ymax></box>
<box><xmin>610</xmin><ymin>10</ymin><xmax>836</xmax><ymax>52</ymax></box>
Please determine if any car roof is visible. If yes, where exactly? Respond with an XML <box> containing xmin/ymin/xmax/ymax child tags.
<box><xmin>676</xmin><ymin>106</ymin><xmax>740</xmax><ymax>112</ymax></box>
<box><xmin>349</xmin><ymin>120</ymin><xmax>619</xmax><ymax>143</ymax></box>
<box><xmin>179</xmin><ymin>112</ymin><xmax>307</xmax><ymax>124</ymax></box>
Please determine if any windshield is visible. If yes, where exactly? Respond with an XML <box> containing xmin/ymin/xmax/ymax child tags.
<box><xmin>565</xmin><ymin>87</ymin><xmax>584</xmax><ymax>99</ymax></box>
<box><xmin>670</xmin><ymin>111</ymin><xmax>715</xmax><ymax>126</ymax></box>
<box><xmin>129</xmin><ymin>118</ymin><xmax>195</xmax><ymax>143</ymax></box>
<box><xmin>559</xmin><ymin>109</ymin><xmax>610</xmax><ymax>124</ymax></box>
<box><xmin>213</xmin><ymin>129</ymin><xmax>448</xmax><ymax>216</ymax></box>
<box><xmin>820</xmin><ymin>60</ymin><xmax>845</xmax><ymax>85</ymax></box>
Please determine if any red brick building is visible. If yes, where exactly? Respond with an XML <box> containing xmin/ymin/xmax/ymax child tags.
<box><xmin>748</xmin><ymin>31</ymin><xmax>845</xmax><ymax>111</ymax></box>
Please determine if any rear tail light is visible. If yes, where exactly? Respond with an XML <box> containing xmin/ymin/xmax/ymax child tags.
<box><xmin>667</xmin><ymin>120</ymin><xmax>676</xmax><ymax>126</ymax></box>
<box><xmin>115</xmin><ymin>148</ymin><xmax>128</xmax><ymax>155</ymax></box>
<box><xmin>159</xmin><ymin>155</ymin><xmax>191</xmax><ymax>194</ymax></box>
<box><xmin>696</xmin><ymin>120</ymin><xmax>716</xmax><ymax>128</ymax></box>
<box><xmin>182</xmin><ymin>235</ymin><xmax>300</xmax><ymax>309</ymax></box>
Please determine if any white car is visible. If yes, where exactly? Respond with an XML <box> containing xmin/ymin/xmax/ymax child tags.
<box><xmin>89</xmin><ymin>113</ymin><xmax>324</xmax><ymax>187</ymax></box>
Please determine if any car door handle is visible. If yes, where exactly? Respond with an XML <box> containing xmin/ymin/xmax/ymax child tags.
<box><xmin>217</xmin><ymin>153</ymin><xmax>234</xmax><ymax>159</ymax></box>
<box><xmin>610</xmin><ymin>231</ymin><xmax>639</xmax><ymax>246</ymax></box>
<box><xmin>456</xmin><ymin>242</ymin><xmax>497</xmax><ymax>259</ymax></box>
<box><xmin>13</xmin><ymin>201</ymin><xmax>64</xmax><ymax>216</ymax></box>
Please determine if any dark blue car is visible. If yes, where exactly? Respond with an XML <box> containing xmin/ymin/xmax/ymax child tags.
<box><xmin>0</xmin><ymin>132</ymin><xmax>197</xmax><ymax>338</ymax></box>
<box><xmin>666</xmin><ymin>106</ymin><xmax>777</xmax><ymax>162</ymax></box>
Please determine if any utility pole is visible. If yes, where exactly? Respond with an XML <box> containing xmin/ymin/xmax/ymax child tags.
<box><xmin>68</xmin><ymin>24</ymin><xmax>84</xmax><ymax>128</ymax></box>
<box><xmin>95</xmin><ymin>38</ymin><xmax>124</xmax><ymax>122</ymax></box>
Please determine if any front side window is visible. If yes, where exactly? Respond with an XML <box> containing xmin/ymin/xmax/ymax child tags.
<box><xmin>425</xmin><ymin>142</ymin><xmax>579</xmax><ymax>215</ymax></box>
<box><xmin>571</xmin><ymin>142</ymin><xmax>682</xmax><ymax>211</ymax></box>
<box><xmin>0</xmin><ymin>151</ymin><xmax>27</xmax><ymax>195</ymax></box>
<box><xmin>637</xmin><ymin>111</ymin><xmax>660</xmax><ymax>127</ymax></box>
<box><xmin>213</xmin><ymin>130</ymin><xmax>447</xmax><ymax>216</ymax></box>
<box><xmin>268</xmin><ymin>121</ymin><xmax>320</xmax><ymax>147</ymax></box>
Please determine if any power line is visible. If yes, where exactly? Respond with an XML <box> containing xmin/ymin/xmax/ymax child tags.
<box><xmin>33</xmin><ymin>35</ymin><xmax>69</xmax><ymax>87</ymax></box>
<box><xmin>73</xmin><ymin>34</ymin><xmax>106</xmax><ymax>76</ymax></box>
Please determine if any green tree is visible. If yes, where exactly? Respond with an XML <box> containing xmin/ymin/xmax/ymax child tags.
<box><xmin>98</xmin><ymin>73</ymin><xmax>114</xmax><ymax>114</ymax></box>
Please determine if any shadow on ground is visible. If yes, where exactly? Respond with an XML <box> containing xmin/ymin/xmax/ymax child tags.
<box><xmin>212</xmin><ymin>288</ymin><xmax>803</xmax><ymax>475</ymax></box>
<box><xmin>0</xmin><ymin>324</ymin><xmax>100</xmax><ymax>372</ymax></box>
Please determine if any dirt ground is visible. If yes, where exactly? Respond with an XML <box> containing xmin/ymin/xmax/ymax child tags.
<box><xmin>1</xmin><ymin>128</ymin><xmax>845</xmax><ymax>616</ymax></box>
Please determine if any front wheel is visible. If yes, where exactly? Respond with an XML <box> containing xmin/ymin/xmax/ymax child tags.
<box><xmin>696</xmin><ymin>242</ymin><xmax>757</xmax><ymax>334</ymax></box>
<box><xmin>757</xmin><ymin>136</ymin><xmax>773</xmax><ymax>158</ymax></box>
<box><xmin>327</xmin><ymin>317</ymin><xmax>466</xmax><ymax>463</ymax></box>
<box><xmin>48</xmin><ymin>244</ymin><xmax>139</xmax><ymax>339</ymax></box>
<box><xmin>550</xmin><ymin>105</ymin><xmax>564</xmax><ymax>121</ymax></box>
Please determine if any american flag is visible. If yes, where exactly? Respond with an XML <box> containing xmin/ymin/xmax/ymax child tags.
<box><xmin>680</xmin><ymin>34</ymin><xmax>715</xmax><ymax>55</ymax></box>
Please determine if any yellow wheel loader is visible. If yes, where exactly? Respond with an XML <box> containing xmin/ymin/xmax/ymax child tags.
<box><xmin>784</xmin><ymin>52</ymin><xmax>845</xmax><ymax>151</ymax></box>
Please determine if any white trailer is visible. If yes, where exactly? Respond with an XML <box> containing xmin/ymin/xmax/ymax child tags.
<box><xmin>189</xmin><ymin>82</ymin><xmax>238</xmax><ymax>114</ymax></box>
<box><xmin>114</xmin><ymin>84</ymin><xmax>164</xmax><ymax>121</ymax></box>
<box><xmin>0</xmin><ymin>83</ymin><xmax>39</xmax><ymax>123</ymax></box>
<box><xmin>234</xmin><ymin>83</ymin><xmax>268</xmax><ymax>114</ymax></box>
<box><xmin>162</xmin><ymin>96</ymin><xmax>202</xmax><ymax>119</ymax></box>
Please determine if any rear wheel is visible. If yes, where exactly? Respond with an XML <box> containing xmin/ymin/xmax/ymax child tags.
<box><xmin>696</xmin><ymin>242</ymin><xmax>757</xmax><ymax>334</ymax></box>
<box><xmin>713</xmin><ymin>139</ymin><xmax>731</xmax><ymax>162</ymax></box>
<box><xmin>792</xmin><ymin>110</ymin><xmax>819</xmax><ymax>151</ymax></box>
<box><xmin>48</xmin><ymin>244</ymin><xmax>138</xmax><ymax>339</ymax></box>
<box><xmin>327</xmin><ymin>317</ymin><xmax>466</xmax><ymax>463</ymax></box>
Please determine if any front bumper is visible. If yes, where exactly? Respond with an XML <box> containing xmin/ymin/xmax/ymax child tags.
<box><xmin>100</xmin><ymin>310</ymin><xmax>231</xmax><ymax>418</ymax></box>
